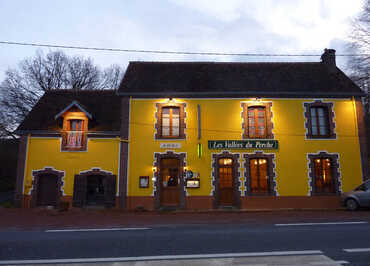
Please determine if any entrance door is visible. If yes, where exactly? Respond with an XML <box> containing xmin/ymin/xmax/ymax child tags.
<box><xmin>160</xmin><ymin>158</ymin><xmax>180</xmax><ymax>207</ymax></box>
<box><xmin>37</xmin><ymin>174</ymin><xmax>58</xmax><ymax>207</ymax></box>
<box><xmin>218</xmin><ymin>158</ymin><xmax>234</xmax><ymax>206</ymax></box>
<box><xmin>86</xmin><ymin>175</ymin><xmax>105</xmax><ymax>206</ymax></box>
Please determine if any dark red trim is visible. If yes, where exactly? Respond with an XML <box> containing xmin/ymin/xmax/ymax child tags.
<box><xmin>355</xmin><ymin>97</ymin><xmax>369</xmax><ymax>181</ymax></box>
<box><xmin>14</xmin><ymin>135</ymin><xmax>28</xmax><ymax>208</ymax></box>
<box><xmin>119</xmin><ymin>97</ymin><xmax>130</xmax><ymax>209</ymax></box>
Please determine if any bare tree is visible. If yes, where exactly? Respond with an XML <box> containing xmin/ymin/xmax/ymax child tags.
<box><xmin>348</xmin><ymin>0</ymin><xmax>370</xmax><ymax>112</ymax></box>
<box><xmin>0</xmin><ymin>50</ymin><xmax>124</xmax><ymax>138</ymax></box>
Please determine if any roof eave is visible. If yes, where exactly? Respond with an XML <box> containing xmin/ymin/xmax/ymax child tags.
<box><xmin>54</xmin><ymin>100</ymin><xmax>93</xmax><ymax>120</ymax></box>
<box><xmin>117</xmin><ymin>90</ymin><xmax>365</xmax><ymax>98</ymax></box>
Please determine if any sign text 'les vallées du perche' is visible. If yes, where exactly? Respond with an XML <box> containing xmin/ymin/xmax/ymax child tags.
<box><xmin>208</xmin><ymin>140</ymin><xmax>278</xmax><ymax>150</ymax></box>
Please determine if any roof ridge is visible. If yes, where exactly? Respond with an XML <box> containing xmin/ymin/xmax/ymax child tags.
<box><xmin>129</xmin><ymin>61</ymin><xmax>322</xmax><ymax>65</ymax></box>
<box><xmin>45</xmin><ymin>89</ymin><xmax>117</xmax><ymax>94</ymax></box>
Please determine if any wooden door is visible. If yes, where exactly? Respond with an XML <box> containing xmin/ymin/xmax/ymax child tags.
<box><xmin>86</xmin><ymin>175</ymin><xmax>105</xmax><ymax>206</ymax></box>
<box><xmin>218</xmin><ymin>158</ymin><xmax>234</xmax><ymax>206</ymax></box>
<box><xmin>37</xmin><ymin>174</ymin><xmax>58</xmax><ymax>207</ymax></box>
<box><xmin>104</xmin><ymin>175</ymin><xmax>116</xmax><ymax>208</ymax></box>
<box><xmin>160</xmin><ymin>158</ymin><xmax>180</xmax><ymax>207</ymax></box>
<box><xmin>73</xmin><ymin>175</ymin><xmax>87</xmax><ymax>207</ymax></box>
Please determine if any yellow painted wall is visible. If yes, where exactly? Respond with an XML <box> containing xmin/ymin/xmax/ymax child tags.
<box><xmin>24</xmin><ymin>138</ymin><xmax>120</xmax><ymax>196</ymax></box>
<box><xmin>128</xmin><ymin>98</ymin><xmax>363</xmax><ymax>197</ymax></box>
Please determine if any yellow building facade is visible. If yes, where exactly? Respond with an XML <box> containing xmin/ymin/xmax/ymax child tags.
<box><xmin>21</xmin><ymin>137</ymin><xmax>120</xmax><ymax>207</ymax></box>
<box><xmin>14</xmin><ymin>51</ymin><xmax>368</xmax><ymax>210</ymax></box>
<box><xmin>125</xmin><ymin>97</ymin><xmax>364</xmax><ymax>210</ymax></box>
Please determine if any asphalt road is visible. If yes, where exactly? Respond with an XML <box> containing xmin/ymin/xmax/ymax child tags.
<box><xmin>0</xmin><ymin>221</ymin><xmax>370</xmax><ymax>265</ymax></box>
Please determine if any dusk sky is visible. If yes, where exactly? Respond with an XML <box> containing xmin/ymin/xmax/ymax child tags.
<box><xmin>0</xmin><ymin>0</ymin><xmax>365</xmax><ymax>82</ymax></box>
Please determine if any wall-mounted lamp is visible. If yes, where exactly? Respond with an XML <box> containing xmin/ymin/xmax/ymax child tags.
<box><xmin>254</xmin><ymin>97</ymin><xmax>261</xmax><ymax>102</ymax></box>
<box><xmin>152</xmin><ymin>166</ymin><xmax>157</xmax><ymax>172</ymax></box>
<box><xmin>183</xmin><ymin>166</ymin><xmax>188</xmax><ymax>172</ymax></box>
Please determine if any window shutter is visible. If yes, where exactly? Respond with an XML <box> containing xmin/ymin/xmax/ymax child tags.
<box><xmin>72</xmin><ymin>175</ymin><xmax>87</xmax><ymax>207</ymax></box>
<box><xmin>30</xmin><ymin>177</ymin><xmax>39</xmax><ymax>208</ymax></box>
<box><xmin>104</xmin><ymin>175</ymin><xmax>116</xmax><ymax>208</ymax></box>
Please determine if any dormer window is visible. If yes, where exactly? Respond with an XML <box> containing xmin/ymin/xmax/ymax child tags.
<box><xmin>55</xmin><ymin>101</ymin><xmax>91</xmax><ymax>152</ymax></box>
<box><xmin>66</xmin><ymin>119</ymin><xmax>84</xmax><ymax>148</ymax></box>
<box><xmin>61</xmin><ymin>113</ymin><xmax>88</xmax><ymax>151</ymax></box>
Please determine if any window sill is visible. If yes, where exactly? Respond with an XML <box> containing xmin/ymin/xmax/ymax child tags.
<box><xmin>61</xmin><ymin>147</ymin><xmax>87</xmax><ymax>152</ymax></box>
<box><xmin>243</xmin><ymin>137</ymin><xmax>275</xmax><ymax>140</ymax></box>
<box><xmin>306</xmin><ymin>136</ymin><xmax>336</xmax><ymax>139</ymax></box>
<box><xmin>155</xmin><ymin>137</ymin><xmax>186</xmax><ymax>140</ymax></box>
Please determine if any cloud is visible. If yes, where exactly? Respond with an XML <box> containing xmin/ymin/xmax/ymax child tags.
<box><xmin>0</xmin><ymin>0</ymin><xmax>365</xmax><ymax>81</ymax></box>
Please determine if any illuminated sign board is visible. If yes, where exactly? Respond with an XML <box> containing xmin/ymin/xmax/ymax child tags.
<box><xmin>208</xmin><ymin>140</ymin><xmax>278</xmax><ymax>150</ymax></box>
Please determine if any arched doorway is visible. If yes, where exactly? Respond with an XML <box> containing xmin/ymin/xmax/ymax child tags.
<box><xmin>73</xmin><ymin>169</ymin><xmax>116</xmax><ymax>208</ymax></box>
<box><xmin>37</xmin><ymin>174</ymin><xmax>59</xmax><ymax>206</ymax></box>
<box><xmin>30</xmin><ymin>167</ymin><xmax>64</xmax><ymax>208</ymax></box>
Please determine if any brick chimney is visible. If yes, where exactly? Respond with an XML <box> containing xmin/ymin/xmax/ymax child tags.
<box><xmin>321</xmin><ymin>48</ymin><xmax>336</xmax><ymax>72</ymax></box>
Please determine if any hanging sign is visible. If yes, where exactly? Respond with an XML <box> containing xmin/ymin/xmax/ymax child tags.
<box><xmin>208</xmin><ymin>140</ymin><xmax>278</xmax><ymax>150</ymax></box>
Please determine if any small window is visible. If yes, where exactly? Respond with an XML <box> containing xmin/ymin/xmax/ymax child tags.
<box><xmin>155</xmin><ymin>103</ymin><xmax>186</xmax><ymax>139</ymax></box>
<box><xmin>242</xmin><ymin>102</ymin><xmax>273</xmax><ymax>139</ymax></box>
<box><xmin>305</xmin><ymin>101</ymin><xmax>336</xmax><ymax>139</ymax></box>
<box><xmin>313</xmin><ymin>158</ymin><xmax>336</xmax><ymax>194</ymax></box>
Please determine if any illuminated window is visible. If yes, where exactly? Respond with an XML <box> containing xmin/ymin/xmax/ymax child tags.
<box><xmin>248</xmin><ymin>107</ymin><xmax>266</xmax><ymax>138</ymax></box>
<box><xmin>162</xmin><ymin>107</ymin><xmax>180</xmax><ymax>137</ymax></box>
<box><xmin>249</xmin><ymin>158</ymin><xmax>270</xmax><ymax>194</ymax></box>
<box><xmin>242</xmin><ymin>102</ymin><xmax>273</xmax><ymax>139</ymax></box>
<box><xmin>244</xmin><ymin>153</ymin><xmax>276</xmax><ymax>196</ymax></box>
<box><xmin>304</xmin><ymin>101</ymin><xmax>336</xmax><ymax>139</ymax></box>
<box><xmin>308</xmin><ymin>152</ymin><xmax>340</xmax><ymax>195</ymax></box>
<box><xmin>313</xmin><ymin>158</ymin><xmax>335</xmax><ymax>194</ymax></box>
<box><xmin>66</xmin><ymin>119</ymin><xmax>84</xmax><ymax>148</ymax></box>
<box><xmin>155</xmin><ymin>103</ymin><xmax>186</xmax><ymax>139</ymax></box>
<box><xmin>61</xmin><ymin>114</ymin><xmax>88</xmax><ymax>151</ymax></box>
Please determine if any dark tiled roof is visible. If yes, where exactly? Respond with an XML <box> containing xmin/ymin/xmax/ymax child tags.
<box><xmin>17</xmin><ymin>90</ymin><xmax>120</xmax><ymax>132</ymax></box>
<box><xmin>118</xmin><ymin>61</ymin><xmax>363</xmax><ymax>97</ymax></box>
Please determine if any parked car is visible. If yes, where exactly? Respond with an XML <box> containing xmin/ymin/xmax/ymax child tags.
<box><xmin>341</xmin><ymin>180</ymin><xmax>370</xmax><ymax>210</ymax></box>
